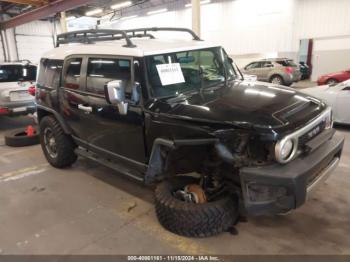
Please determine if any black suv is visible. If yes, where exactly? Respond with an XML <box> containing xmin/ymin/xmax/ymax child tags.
<box><xmin>36</xmin><ymin>28</ymin><xmax>344</xmax><ymax>238</ymax></box>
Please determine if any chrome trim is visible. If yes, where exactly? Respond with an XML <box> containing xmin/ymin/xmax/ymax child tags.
<box><xmin>307</xmin><ymin>157</ymin><xmax>339</xmax><ymax>193</ymax></box>
<box><xmin>275</xmin><ymin>107</ymin><xmax>332</xmax><ymax>164</ymax></box>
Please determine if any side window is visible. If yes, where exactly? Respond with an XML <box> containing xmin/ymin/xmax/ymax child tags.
<box><xmin>64</xmin><ymin>58</ymin><xmax>82</xmax><ymax>90</ymax></box>
<box><xmin>86</xmin><ymin>57</ymin><xmax>131</xmax><ymax>95</ymax></box>
<box><xmin>262</xmin><ymin>62</ymin><xmax>273</xmax><ymax>68</ymax></box>
<box><xmin>246</xmin><ymin>62</ymin><xmax>260</xmax><ymax>70</ymax></box>
<box><xmin>38</xmin><ymin>60</ymin><xmax>63</xmax><ymax>88</ymax></box>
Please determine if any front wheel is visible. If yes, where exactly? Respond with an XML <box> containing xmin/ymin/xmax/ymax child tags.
<box><xmin>155</xmin><ymin>176</ymin><xmax>239</xmax><ymax>238</ymax></box>
<box><xmin>326</xmin><ymin>78</ymin><xmax>338</xmax><ymax>86</ymax></box>
<box><xmin>39</xmin><ymin>116</ymin><xmax>77</xmax><ymax>168</ymax></box>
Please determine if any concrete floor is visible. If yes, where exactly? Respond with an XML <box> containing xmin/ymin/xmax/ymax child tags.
<box><xmin>0</xmin><ymin>115</ymin><xmax>349</xmax><ymax>255</ymax></box>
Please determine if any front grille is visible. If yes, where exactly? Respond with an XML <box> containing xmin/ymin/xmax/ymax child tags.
<box><xmin>298</xmin><ymin>120</ymin><xmax>326</xmax><ymax>148</ymax></box>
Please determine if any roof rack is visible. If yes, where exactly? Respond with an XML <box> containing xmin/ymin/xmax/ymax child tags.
<box><xmin>56</xmin><ymin>27</ymin><xmax>202</xmax><ymax>48</ymax></box>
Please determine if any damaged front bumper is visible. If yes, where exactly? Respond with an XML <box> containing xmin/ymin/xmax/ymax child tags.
<box><xmin>240</xmin><ymin>132</ymin><xmax>345</xmax><ymax>216</ymax></box>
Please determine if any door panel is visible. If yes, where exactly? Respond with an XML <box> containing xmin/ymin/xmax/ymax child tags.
<box><xmin>84</xmin><ymin>57</ymin><xmax>146</xmax><ymax>164</ymax></box>
<box><xmin>59</xmin><ymin>57</ymin><xmax>92</xmax><ymax>141</ymax></box>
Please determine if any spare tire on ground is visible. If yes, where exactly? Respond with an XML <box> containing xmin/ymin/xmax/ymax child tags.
<box><xmin>5</xmin><ymin>126</ymin><xmax>40</xmax><ymax>147</ymax></box>
<box><xmin>155</xmin><ymin>176</ymin><xmax>239</xmax><ymax>238</ymax></box>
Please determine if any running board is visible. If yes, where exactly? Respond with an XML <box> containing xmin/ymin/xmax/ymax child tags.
<box><xmin>75</xmin><ymin>147</ymin><xmax>144</xmax><ymax>183</ymax></box>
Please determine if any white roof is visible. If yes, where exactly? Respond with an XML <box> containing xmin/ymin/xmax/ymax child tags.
<box><xmin>42</xmin><ymin>38</ymin><xmax>219</xmax><ymax>60</ymax></box>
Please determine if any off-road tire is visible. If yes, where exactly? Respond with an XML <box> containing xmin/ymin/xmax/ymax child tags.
<box><xmin>155</xmin><ymin>176</ymin><xmax>239</xmax><ymax>238</ymax></box>
<box><xmin>5</xmin><ymin>127</ymin><xmax>40</xmax><ymax>147</ymax></box>
<box><xmin>39</xmin><ymin>116</ymin><xmax>77</xmax><ymax>168</ymax></box>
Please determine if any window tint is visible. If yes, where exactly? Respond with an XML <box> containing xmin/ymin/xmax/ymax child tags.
<box><xmin>64</xmin><ymin>58</ymin><xmax>82</xmax><ymax>90</ymax></box>
<box><xmin>0</xmin><ymin>65</ymin><xmax>37</xmax><ymax>82</ymax></box>
<box><xmin>38</xmin><ymin>59</ymin><xmax>63</xmax><ymax>88</ymax></box>
<box><xmin>276</xmin><ymin>60</ymin><xmax>297</xmax><ymax>67</ymax></box>
<box><xmin>86</xmin><ymin>58</ymin><xmax>131</xmax><ymax>95</ymax></box>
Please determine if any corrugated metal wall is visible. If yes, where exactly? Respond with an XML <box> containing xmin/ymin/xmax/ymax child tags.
<box><xmin>107</xmin><ymin>0</ymin><xmax>296</xmax><ymax>55</ymax></box>
<box><xmin>15</xmin><ymin>21</ymin><xmax>55</xmax><ymax>64</ymax></box>
<box><xmin>0</xmin><ymin>37</ymin><xmax>5</xmax><ymax>62</ymax></box>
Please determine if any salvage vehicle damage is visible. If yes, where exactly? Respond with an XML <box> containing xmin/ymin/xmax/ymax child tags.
<box><xmin>143</xmin><ymin>80</ymin><xmax>344</xmax><ymax>217</ymax></box>
<box><xmin>36</xmin><ymin>28</ymin><xmax>344</xmax><ymax>238</ymax></box>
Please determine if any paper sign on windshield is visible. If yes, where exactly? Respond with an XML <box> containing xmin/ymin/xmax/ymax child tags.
<box><xmin>156</xmin><ymin>63</ymin><xmax>185</xmax><ymax>86</ymax></box>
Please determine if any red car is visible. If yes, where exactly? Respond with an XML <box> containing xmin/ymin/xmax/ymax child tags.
<box><xmin>317</xmin><ymin>69</ymin><xmax>350</xmax><ymax>85</ymax></box>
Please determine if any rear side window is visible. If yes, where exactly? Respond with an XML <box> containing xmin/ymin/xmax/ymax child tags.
<box><xmin>261</xmin><ymin>61</ymin><xmax>273</xmax><ymax>68</ymax></box>
<box><xmin>64</xmin><ymin>58</ymin><xmax>82</xmax><ymax>90</ymax></box>
<box><xmin>86</xmin><ymin>57</ymin><xmax>131</xmax><ymax>95</ymax></box>
<box><xmin>38</xmin><ymin>59</ymin><xmax>63</xmax><ymax>88</ymax></box>
<box><xmin>0</xmin><ymin>65</ymin><xmax>36</xmax><ymax>82</ymax></box>
<box><xmin>276</xmin><ymin>60</ymin><xmax>297</xmax><ymax>67</ymax></box>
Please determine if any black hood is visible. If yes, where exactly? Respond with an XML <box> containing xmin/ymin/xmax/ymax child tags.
<box><xmin>146</xmin><ymin>81</ymin><xmax>326</xmax><ymax>134</ymax></box>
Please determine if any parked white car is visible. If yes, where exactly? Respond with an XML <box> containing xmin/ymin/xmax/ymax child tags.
<box><xmin>302</xmin><ymin>80</ymin><xmax>350</xmax><ymax>124</ymax></box>
<box><xmin>0</xmin><ymin>61</ymin><xmax>37</xmax><ymax>116</ymax></box>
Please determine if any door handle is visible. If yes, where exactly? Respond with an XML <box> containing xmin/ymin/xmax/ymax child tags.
<box><xmin>78</xmin><ymin>104</ymin><xmax>93</xmax><ymax>113</ymax></box>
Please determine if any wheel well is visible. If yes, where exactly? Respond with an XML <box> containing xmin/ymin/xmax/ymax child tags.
<box><xmin>37</xmin><ymin>108</ymin><xmax>52</xmax><ymax>123</ymax></box>
<box><xmin>36</xmin><ymin>108</ymin><xmax>70</xmax><ymax>134</ymax></box>
<box><xmin>269</xmin><ymin>74</ymin><xmax>283</xmax><ymax>82</ymax></box>
<box><xmin>326</xmin><ymin>78</ymin><xmax>338</xmax><ymax>84</ymax></box>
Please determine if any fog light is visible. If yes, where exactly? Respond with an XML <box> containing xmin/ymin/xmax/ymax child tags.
<box><xmin>246</xmin><ymin>183</ymin><xmax>287</xmax><ymax>202</ymax></box>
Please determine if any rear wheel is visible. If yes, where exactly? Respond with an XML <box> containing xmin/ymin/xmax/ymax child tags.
<box><xmin>155</xmin><ymin>176</ymin><xmax>238</xmax><ymax>238</ymax></box>
<box><xmin>39</xmin><ymin>116</ymin><xmax>77</xmax><ymax>168</ymax></box>
<box><xmin>270</xmin><ymin>75</ymin><xmax>284</xmax><ymax>85</ymax></box>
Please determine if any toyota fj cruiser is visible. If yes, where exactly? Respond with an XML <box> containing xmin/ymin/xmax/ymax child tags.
<box><xmin>36</xmin><ymin>28</ymin><xmax>344</xmax><ymax>237</ymax></box>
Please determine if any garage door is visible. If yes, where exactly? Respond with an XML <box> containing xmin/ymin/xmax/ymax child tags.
<box><xmin>15</xmin><ymin>21</ymin><xmax>54</xmax><ymax>64</ymax></box>
<box><xmin>312</xmin><ymin>36</ymin><xmax>350</xmax><ymax>81</ymax></box>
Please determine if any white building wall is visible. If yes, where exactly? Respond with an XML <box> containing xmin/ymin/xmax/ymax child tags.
<box><xmin>99</xmin><ymin>0</ymin><xmax>350</xmax><ymax>73</ymax></box>
<box><xmin>15</xmin><ymin>20</ymin><xmax>55</xmax><ymax>64</ymax></box>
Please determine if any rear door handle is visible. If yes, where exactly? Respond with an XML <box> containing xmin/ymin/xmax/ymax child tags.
<box><xmin>78</xmin><ymin>104</ymin><xmax>93</xmax><ymax>113</ymax></box>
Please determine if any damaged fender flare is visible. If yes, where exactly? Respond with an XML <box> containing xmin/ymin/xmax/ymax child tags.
<box><xmin>145</xmin><ymin>138</ymin><xmax>218</xmax><ymax>184</ymax></box>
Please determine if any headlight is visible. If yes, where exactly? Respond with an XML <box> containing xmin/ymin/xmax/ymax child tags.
<box><xmin>275</xmin><ymin>138</ymin><xmax>297</xmax><ymax>164</ymax></box>
<box><xmin>325</xmin><ymin>109</ymin><xmax>333</xmax><ymax>129</ymax></box>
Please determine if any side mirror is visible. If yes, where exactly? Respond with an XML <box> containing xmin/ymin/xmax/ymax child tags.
<box><xmin>104</xmin><ymin>80</ymin><xmax>128</xmax><ymax>115</ymax></box>
<box><xmin>228</xmin><ymin>57</ymin><xmax>233</xmax><ymax>64</ymax></box>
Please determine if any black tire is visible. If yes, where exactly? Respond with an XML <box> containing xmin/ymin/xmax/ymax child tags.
<box><xmin>39</xmin><ymin>116</ymin><xmax>77</xmax><ymax>168</ymax></box>
<box><xmin>326</xmin><ymin>78</ymin><xmax>338</xmax><ymax>86</ymax></box>
<box><xmin>155</xmin><ymin>176</ymin><xmax>239</xmax><ymax>238</ymax></box>
<box><xmin>270</xmin><ymin>75</ymin><xmax>284</xmax><ymax>85</ymax></box>
<box><xmin>5</xmin><ymin>127</ymin><xmax>40</xmax><ymax>147</ymax></box>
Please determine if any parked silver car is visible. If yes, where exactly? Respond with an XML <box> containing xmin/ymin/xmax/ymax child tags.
<box><xmin>0</xmin><ymin>61</ymin><xmax>37</xmax><ymax>116</ymax></box>
<box><xmin>241</xmin><ymin>58</ymin><xmax>301</xmax><ymax>86</ymax></box>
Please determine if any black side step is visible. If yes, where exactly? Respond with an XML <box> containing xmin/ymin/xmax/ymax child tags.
<box><xmin>75</xmin><ymin>148</ymin><xmax>144</xmax><ymax>183</ymax></box>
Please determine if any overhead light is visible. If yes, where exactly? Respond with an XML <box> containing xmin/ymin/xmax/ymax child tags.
<box><xmin>185</xmin><ymin>0</ymin><xmax>211</xmax><ymax>7</ymax></box>
<box><xmin>121</xmin><ymin>15</ymin><xmax>138</xmax><ymax>20</ymax></box>
<box><xmin>85</xmin><ymin>8</ymin><xmax>103</xmax><ymax>16</ymax></box>
<box><xmin>66</xmin><ymin>16</ymin><xmax>76</xmax><ymax>21</ymax></box>
<box><xmin>147</xmin><ymin>8</ymin><xmax>168</xmax><ymax>15</ymax></box>
<box><xmin>111</xmin><ymin>1</ymin><xmax>132</xmax><ymax>10</ymax></box>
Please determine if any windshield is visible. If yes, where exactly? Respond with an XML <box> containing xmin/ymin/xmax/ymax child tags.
<box><xmin>145</xmin><ymin>47</ymin><xmax>240</xmax><ymax>98</ymax></box>
<box><xmin>0</xmin><ymin>65</ymin><xmax>37</xmax><ymax>83</ymax></box>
